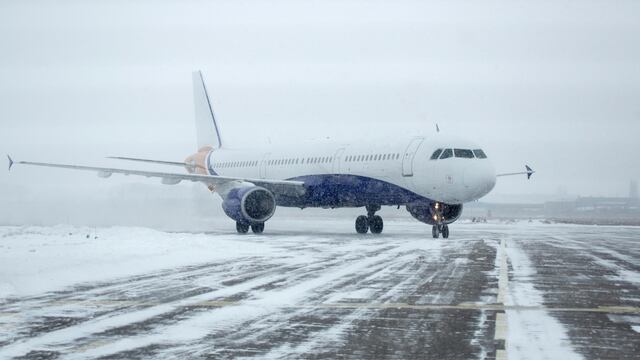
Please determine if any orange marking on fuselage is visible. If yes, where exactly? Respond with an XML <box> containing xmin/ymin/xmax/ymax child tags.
<box><xmin>184</xmin><ymin>146</ymin><xmax>213</xmax><ymax>176</ymax></box>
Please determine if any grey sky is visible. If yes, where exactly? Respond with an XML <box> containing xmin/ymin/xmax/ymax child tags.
<box><xmin>1</xmin><ymin>0</ymin><xmax>639</xmax><ymax>210</ymax></box>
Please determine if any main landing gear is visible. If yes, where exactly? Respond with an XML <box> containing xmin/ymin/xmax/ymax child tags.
<box><xmin>432</xmin><ymin>224</ymin><xmax>449</xmax><ymax>239</ymax></box>
<box><xmin>355</xmin><ymin>205</ymin><xmax>384</xmax><ymax>234</ymax></box>
<box><xmin>236</xmin><ymin>222</ymin><xmax>264</xmax><ymax>234</ymax></box>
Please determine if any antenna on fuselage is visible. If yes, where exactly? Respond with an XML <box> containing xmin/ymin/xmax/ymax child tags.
<box><xmin>436</xmin><ymin>123</ymin><xmax>440</xmax><ymax>133</ymax></box>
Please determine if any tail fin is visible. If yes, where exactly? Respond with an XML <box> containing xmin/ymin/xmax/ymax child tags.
<box><xmin>192</xmin><ymin>70</ymin><xmax>223</xmax><ymax>149</ymax></box>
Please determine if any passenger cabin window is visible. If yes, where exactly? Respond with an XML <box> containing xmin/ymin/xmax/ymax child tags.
<box><xmin>430</xmin><ymin>149</ymin><xmax>443</xmax><ymax>160</ymax></box>
<box><xmin>440</xmin><ymin>149</ymin><xmax>453</xmax><ymax>159</ymax></box>
<box><xmin>454</xmin><ymin>149</ymin><xmax>475</xmax><ymax>158</ymax></box>
<box><xmin>473</xmin><ymin>149</ymin><xmax>487</xmax><ymax>159</ymax></box>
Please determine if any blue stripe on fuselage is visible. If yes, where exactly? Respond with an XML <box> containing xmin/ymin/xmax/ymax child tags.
<box><xmin>206</xmin><ymin>154</ymin><xmax>218</xmax><ymax>176</ymax></box>
<box><xmin>277</xmin><ymin>174</ymin><xmax>430</xmax><ymax>208</ymax></box>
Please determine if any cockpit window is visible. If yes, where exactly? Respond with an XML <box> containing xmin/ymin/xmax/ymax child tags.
<box><xmin>473</xmin><ymin>149</ymin><xmax>487</xmax><ymax>159</ymax></box>
<box><xmin>440</xmin><ymin>148</ymin><xmax>453</xmax><ymax>159</ymax></box>
<box><xmin>454</xmin><ymin>149</ymin><xmax>474</xmax><ymax>158</ymax></box>
<box><xmin>430</xmin><ymin>149</ymin><xmax>443</xmax><ymax>160</ymax></box>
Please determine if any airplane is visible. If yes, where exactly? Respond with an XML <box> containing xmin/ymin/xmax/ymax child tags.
<box><xmin>7</xmin><ymin>71</ymin><xmax>534</xmax><ymax>238</ymax></box>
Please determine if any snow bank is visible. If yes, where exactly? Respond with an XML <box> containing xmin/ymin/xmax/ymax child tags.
<box><xmin>0</xmin><ymin>225</ymin><xmax>275</xmax><ymax>299</ymax></box>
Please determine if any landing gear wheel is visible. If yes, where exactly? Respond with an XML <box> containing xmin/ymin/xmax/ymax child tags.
<box><xmin>442</xmin><ymin>225</ymin><xmax>449</xmax><ymax>239</ymax></box>
<box><xmin>251</xmin><ymin>223</ymin><xmax>265</xmax><ymax>234</ymax></box>
<box><xmin>432</xmin><ymin>225</ymin><xmax>439</xmax><ymax>238</ymax></box>
<box><xmin>369</xmin><ymin>215</ymin><xmax>383</xmax><ymax>234</ymax></box>
<box><xmin>236</xmin><ymin>222</ymin><xmax>249</xmax><ymax>234</ymax></box>
<box><xmin>355</xmin><ymin>215</ymin><xmax>369</xmax><ymax>234</ymax></box>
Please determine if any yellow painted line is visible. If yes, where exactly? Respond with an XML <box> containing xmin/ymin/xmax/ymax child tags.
<box><xmin>16</xmin><ymin>300</ymin><xmax>640</xmax><ymax>315</ymax></box>
<box><xmin>73</xmin><ymin>339</ymin><xmax>114</xmax><ymax>352</ymax></box>
<box><xmin>0</xmin><ymin>312</ymin><xmax>20</xmax><ymax>317</ymax></box>
<box><xmin>194</xmin><ymin>300</ymin><xmax>239</xmax><ymax>307</ymax></box>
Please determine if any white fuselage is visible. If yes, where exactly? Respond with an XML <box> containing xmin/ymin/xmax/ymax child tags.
<box><xmin>203</xmin><ymin>134</ymin><xmax>496</xmax><ymax>206</ymax></box>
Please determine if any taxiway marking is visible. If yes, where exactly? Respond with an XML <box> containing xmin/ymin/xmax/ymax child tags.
<box><xmin>495</xmin><ymin>238</ymin><xmax>509</xmax><ymax>360</ymax></box>
<box><xmin>497</xmin><ymin>238</ymin><xmax>509</xmax><ymax>304</ymax></box>
<box><xmin>494</xmin><ymin>312</ymin><xmax>507</xmax><ymax>340</ymax></box>
<box><xmin>14</xmin><ymin>299</ymin><xmax>637</xmax><ymax>314</ymax></box>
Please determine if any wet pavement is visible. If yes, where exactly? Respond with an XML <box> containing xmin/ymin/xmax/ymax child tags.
<box><xmin>0</xmin><ymin>221</ymin><xmax>638</xmax><ymax>359</ymax></box>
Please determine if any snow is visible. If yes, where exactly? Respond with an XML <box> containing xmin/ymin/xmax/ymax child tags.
<box><xmin>505</xmin><ymin>240</ymin><xmax>584</xmax><ymax>360</ymax></box>
<box><xmin>617</xmin><ymin>269</ymin><xmax>640</xmax><ymax>285</ymax></box>
<box><xmin>0</xmin><ymin>225</ymin><xmax>278</xmax><ymax>299</ymax></box>
<box><xmin>0</xmin><ymin>221</ymin><xmax>448</xmax><ymax>358</ymax></box>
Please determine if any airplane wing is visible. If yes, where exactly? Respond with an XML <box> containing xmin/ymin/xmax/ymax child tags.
<box><xmin>7</xmin><ymin>156</ymin><xmax>305</xmax><ymax>195</ymax></box>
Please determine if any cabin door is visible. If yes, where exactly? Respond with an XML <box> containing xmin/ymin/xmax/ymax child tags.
<box><xmin>402</xmin><ymin>137</ymin><xmax>425</xmax><ymax>176</ymax></box>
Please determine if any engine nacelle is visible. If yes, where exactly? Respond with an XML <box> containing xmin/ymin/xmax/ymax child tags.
<box><xmin>222</xmin><ymin>186</ymin><xmax>276</xmax><ymax>224</ymax></box>
<box><xmin>406</xmin><ymin>202</ymin><xmax>463</xmax><ymax>225</ymax></box>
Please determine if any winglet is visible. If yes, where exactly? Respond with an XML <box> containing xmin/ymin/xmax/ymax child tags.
<box><xmin>7</xmin><ymin>155</ymin><xmax>14</xmax><ymax>171</ymax></box>
<box><xmin>525</xmin><ymin>165</ymin><xmax>534</xmax><ymax>179</ymax></box>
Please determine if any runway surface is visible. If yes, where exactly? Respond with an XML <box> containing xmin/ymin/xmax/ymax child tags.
<box><xmin>0</xmin><ymin>220</ymin><xmax>638</xmax><ymax>359</ymax></box>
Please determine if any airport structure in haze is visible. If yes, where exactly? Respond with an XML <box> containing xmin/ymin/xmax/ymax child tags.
<box><xmin>466</xmin><ymin>180</ymin><xmax>640</xmax><ymax>225</ymax></box>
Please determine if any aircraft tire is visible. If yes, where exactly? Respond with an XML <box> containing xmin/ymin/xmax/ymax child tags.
<box><xmin>369</xmin><ymin>215</ymin><xmax>383</xmax><ymax>234</ymax></box>
<box><xmin>355</xmin><ymin>215</ymin><xmax>369</xmax><ymax>234</ymax></box>
<box><xmin>236</xmin><ymin>222</ymin><xmax>250</xmax><ymax>234</ymax></box>
<box><xmin>432</xmin><ymin>225</ymin><xmax>439</xmax><ymax>238</ymax></box>
<box><xmin>442</xmin><ymin>225</ymin><xmax>449</xmax><ymax>239</ymax></box>
<box><xmin>251</xmin><ymin>223</ymin><xmax>265</xmax><ymax>234</ymax></box>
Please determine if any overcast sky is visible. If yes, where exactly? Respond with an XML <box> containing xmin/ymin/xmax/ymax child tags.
<box><xmin>1</xmin><ymin>0</ymin><xmax>639</xmax><ymax>213</ymax></box>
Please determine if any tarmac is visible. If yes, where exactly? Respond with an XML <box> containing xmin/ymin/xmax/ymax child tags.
<box><xmin>0</xmin><ymin>220</ymin><xmax>638</xmax><ymax>359</ymax></box>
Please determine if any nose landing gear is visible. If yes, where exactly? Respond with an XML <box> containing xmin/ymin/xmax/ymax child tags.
<box><xmin>431</xmin><ymin>202</ymin><xmax>449</xmax><ymax>239</ymax></box>
<box><xmin>355</xmin><ymin>205</ymin><xmax>384</xmax><ymax>234</ymax></box>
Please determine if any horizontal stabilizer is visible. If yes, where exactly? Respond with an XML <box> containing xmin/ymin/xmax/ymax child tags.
<box><xmin>496</xmin><ymin>165</ymin><xmax>535</xmax><ymax>179</ymax></box>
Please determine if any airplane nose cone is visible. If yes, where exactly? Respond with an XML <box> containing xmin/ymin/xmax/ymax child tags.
<box><xmin>485</xmin><ymin>166</ymin><xmax>497</xmax><ymax>194</ymax></box>
<box><xmin>463</xmin><ymin>161</ymin><xmax>496</xmax><ymax>200</ymax></box>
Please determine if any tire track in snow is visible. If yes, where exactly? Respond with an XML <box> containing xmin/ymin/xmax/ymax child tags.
<box><xmin>1</xmin><ymin>236</ymin><xmax>397</xmax><ymax>358</ymax></box>
<box><xmin>74</xmin><ymin>243</ymin><xmax>409</xmax><ymax>359</ymax></box>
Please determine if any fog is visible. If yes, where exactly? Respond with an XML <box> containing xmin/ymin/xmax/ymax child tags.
<box><xmin>1</xmin><ymin>0</ymin><xmax>639</xmax><ymax>227</ymax></box>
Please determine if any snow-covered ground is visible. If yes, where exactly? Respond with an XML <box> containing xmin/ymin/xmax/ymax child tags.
<box><xmin>0</xmin><ymin>225</ymin><xmax>280</xmax><ymax>299</ymax></box>
<box><xmin>0</xmin><ymin>220</ymin><xmax>638</xmax><ymax>359</ymax></box>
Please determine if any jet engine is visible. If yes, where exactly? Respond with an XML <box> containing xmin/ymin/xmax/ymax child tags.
<box><xmin>222</xmin><ymin>186</ymin><xmax>276</xmax><ymax>224</ymax></box>
<box><xmin>406</xmin><ymin>202</ymin><xmax>463</xmax><ymax>225</ymax></box>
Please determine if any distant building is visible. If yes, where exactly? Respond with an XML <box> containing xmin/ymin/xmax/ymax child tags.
<box><xmin>574</xmin><ymin>197</ymin><xmax>634</xmax><ymax>211</ymax></box>
<box><xmin>630</xmin><ymin>180</ymin><xmax>638</xmax><ymax>199</ymax></box>
<box><xmin>467</xmin><ymin>182</ymin><xmax>640</xmax><ymax>222</ymax></box>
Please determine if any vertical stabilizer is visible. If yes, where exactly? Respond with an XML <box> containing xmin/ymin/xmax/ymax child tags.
<box><xmin>192</xmin><ymin>71</ymin><xmax>223</xmax><ymax>149</ymax></box>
